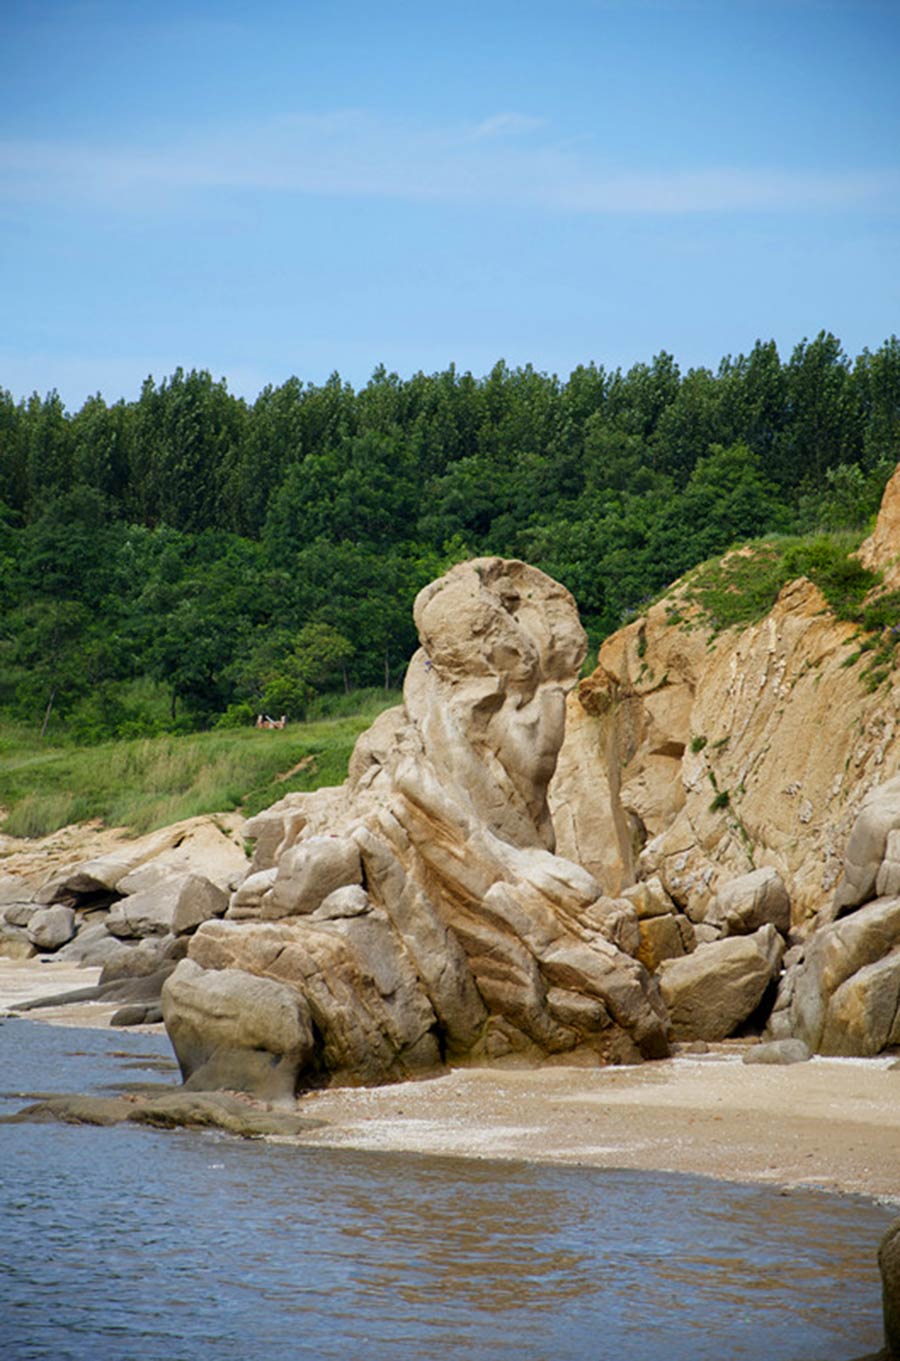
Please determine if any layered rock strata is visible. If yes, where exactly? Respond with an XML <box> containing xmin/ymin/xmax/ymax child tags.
<box><xmin>550</xmin><ymin>465</ymin><xmax>900</xmax><ymax>1056</ymax></box>
<box><xmin>160</xmin><ymin>558</ymin><xmax>670</xmax><ymax>1096</ymax></box>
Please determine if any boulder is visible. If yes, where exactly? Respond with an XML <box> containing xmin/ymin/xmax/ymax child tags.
<box><xmin>54</xmin><ymin>923</ymin><xmax>136</xmax><ymax>968</ymax></box>
<box><xmin>705</xmin><ymin>867</ymin><xmax>791</xmax><ymax>937</ymax></box>
<box><xmin>620</xmin><ymin>877</ymin><xmax>676</xmax><ymax>920</ymax></box>
<box><xmin>742</xmin><ymin>1038</ymin><xmax>811</xmax><ymax>1065</ymax></box>
<box><xmin>259</xmin><ymin>836</ymin><xmax>363</xmax><ymax>920</ymax></box>
<box><xmin>110</xmin><ymin>1002</ymin><xmax>164</xmax><ymax>1026</ymax></box>
<box><xmin>161</xmin><ymin>958</ymin><xmax>315</xmax><ymax>1103</ymax></box>
<box><xmin>99</xmin><ymin>935</ymin><xmax>186</xmax><ymax>982</ymax></box>
<box><xmin>775</xmin><ymin>896</ymin><xmax>900</xmax><ymax>1053</ymax></box>
<box><xmin>26</xmin><ymin>904</ymin><xmax>76</xmax><ymax>951</ymax></box>
<box><xmin>636</xmin><ymin>913</ymin><xmax>693</xmax><ymax>973</ymax></box>
<box><xmin>0</xmin><ymin>925</ymin><xmax>36</xmax><ymax>959</ymax></box>
<box><xmin>657</xmin><ymin>925</ymin><xmax>785</xmax><ymax>1041</ymax></box>
<box><xmin>819</xmin><ymin>950</ymin><xmax>900</xmax><ymax>1057</ymax></box>
<box><xmin>877</xmin><ymin>828</ymin><xmax>900</xmax><ymax>900</ymax></box>
<box><xmin>34</xmin><ymin>816</ymin><xmax>248</xmax><ymax>905</ymax></box>
<box><xmin>188</xmin><ymin>912</ymin><xmax>442</xmax><ymax>1087</ymax></box>
<box><xmin>106</xmin><ymin>874</ymin><xmax>228</xmax><ymax>939</ymax></box>
<box><xmin>2</xmin><ymin>903</ymin><xmax>37</xmax><ymax>927</ymax></box>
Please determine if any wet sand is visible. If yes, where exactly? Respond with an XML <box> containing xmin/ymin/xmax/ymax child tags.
<box><xmin>3</xmin><ymin>957</ymin><xmax>898</xmax><ymax>1200</ymax></box>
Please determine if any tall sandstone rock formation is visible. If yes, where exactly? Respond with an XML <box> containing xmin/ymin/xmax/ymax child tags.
<box><xmin>551</xmin><ymin>463</ymin><xmax>900</xmax><ymax>1057</ymax></box>
<box><xmin>163</xmin><ymin>558</ymin><xmax>670</xmax><ymax>1099</ymax></box>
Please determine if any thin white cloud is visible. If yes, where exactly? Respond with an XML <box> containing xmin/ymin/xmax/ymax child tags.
<box><xmin>469</xmin><ymin>112</ymin><xmax>546</xmax><ymax>139</ymax></box>
<box><xmin>0</xmin><ymin>110</ymin><xmax>896</xmax><ymax>216</ymax></box>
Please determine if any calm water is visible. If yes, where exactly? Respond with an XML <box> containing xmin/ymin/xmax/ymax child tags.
<box><xmin>0</xmin><ymin>1017</ymin><xmax>893</xmax><ymax>1361</ymax></box>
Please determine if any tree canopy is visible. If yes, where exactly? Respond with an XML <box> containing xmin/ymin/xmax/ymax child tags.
<box><xmin>2</xmin><ymin>332</ymin><xmax>897</xmax><ymax>738</ymax></box>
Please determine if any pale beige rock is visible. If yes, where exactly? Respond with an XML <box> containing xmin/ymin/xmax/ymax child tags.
<box><xmin>0</xmin><ymin>926</ymin><xmax>36</xmax><ymax>959</ymax></box>
<box><xmin>620</xmin><ymin>877</ymin><xmax>675</xmax><ymax>920</ymax></box>
<box><xmin>705</xmin><ymin>867</ymin><xmax>791</xmax><ymax>936</ymax></box>
<box><xmin>547</xmin><ymin>467</ymin><xmax>900</xmax><ymax>1057</ymax></box>
<box><xmin>552</xmin><ymin>567</ymin><xmax>890</xmax><ymax>923</ymax></box>
<box><xmin>876</xmin><ymin>828</ymin><xmax>900</xmax><ymax>899</ymax></box>
<box><xmin>587</xmin><ymin>898</ymin><xmax>641</xmax><ymax>957</ymax></box>
<box><xmin>819</xmin><ymin>949</ymin><xmax>900</xmax><ymax>1056</ymax></box>
<box><xmin>657</xmin><ymin>925</ymin><xmax>785</xmax><ymax>1041</ymax></box>
<box><xmin>163</xmin><ymin>558</ymin><xmax>670</xmax><ymax>1097</ymax></box>
<box><xmin>262</xmin><ymin>835</ymin><xmax>362</xmax><ymax>920</ymax></box>
<box><xmin>775</xmin><ymin>896</ymin><xmax>900</xmax><ymax>1052</ymax></box>
<box><xmin>26</xmin><ymin>904</ymin><xmax>76</xmax><ymax>951</ymax></box>
<box><xmin>35</xmin><ymin>816</ymin><xmax>247</xmax><ymax>903</ymax></box>
<box><xmin>161</xmin><ymin>958</ymin><xmax>315</xmax><ymax>1103</ymax></box>
<box><xmin>187</xmin><ymin>916</ymin><xmax>441</xmax><ymax>1086</ymax></box>
<box><xmin>107</xmin><ymin>874</ymin><xmax>227</xmax><ymax>938</ymax></box>
<box><xmin>742</xmin><ymin>1038</ymin><xmax>810</xmax><ymax>1065</ymax></box>
<box><xmin>2</xmin><ymin>903</ymin><xmax>37</xmax><ymax>928</ymax></box>
<box><xmin>831</xmin><ymin>776</ymin><xmax>900</xmax><ymax>917</ymax></box>
<box><xmin>858</xmin><ymin>462</ymin><xmax>900</xmax><ymax>587</ymax></box>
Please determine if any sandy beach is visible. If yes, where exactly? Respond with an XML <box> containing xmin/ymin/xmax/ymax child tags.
<box><xmin>3</xmin><ymin>957</ymin><xmax>898</xmax><ymax>1203</ymax></box>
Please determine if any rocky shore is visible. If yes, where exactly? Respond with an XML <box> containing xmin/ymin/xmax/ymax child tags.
<box><xmin>3</xmin><ymin>956</ymin><xmax>896</xmax><ymax>1206</ymax></box>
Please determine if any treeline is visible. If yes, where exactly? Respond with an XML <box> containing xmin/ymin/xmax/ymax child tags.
<box><xmin>1</xmin><ymin>332</ymin><xmax>898</xmax><ymax>738</ymax></box>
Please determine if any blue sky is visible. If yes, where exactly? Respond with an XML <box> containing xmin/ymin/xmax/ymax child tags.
<box><xmin>1</xmin><ymin>0</ymin><xmax>898</xmax><ymax>408</ymax></box>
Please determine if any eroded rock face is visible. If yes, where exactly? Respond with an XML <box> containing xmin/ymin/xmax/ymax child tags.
<box><xmin>551</xmin><ymin>465</ymin><xmax>900</xmax><ymax>1056</ymax></box>
<box><xmin>163</xmin><ymin>558</ymin><xmax>671</xmax><ymax>1095</ymax></box>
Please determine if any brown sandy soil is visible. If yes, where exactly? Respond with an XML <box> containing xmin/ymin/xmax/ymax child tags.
<box><xmin>3</xmin><ymin>957</ymin><xmax>898</xmax><ymax>1200</ymax></box>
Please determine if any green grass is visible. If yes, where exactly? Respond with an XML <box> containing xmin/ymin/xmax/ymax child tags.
<box><xmin>0</xmin><ymin>690</ymin><xmax>401</xmax><ymax>840</ymax></box>
<box><xmin>674</xmin><ymin>530</ymin><xmax>877</xmax><ymax>635</ymax></box>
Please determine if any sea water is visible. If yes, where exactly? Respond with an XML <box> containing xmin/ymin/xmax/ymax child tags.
<box><xmin>0</xmin><ymin>1017</ymin><xmax>893</xmax><ymax>1361</ymax></box>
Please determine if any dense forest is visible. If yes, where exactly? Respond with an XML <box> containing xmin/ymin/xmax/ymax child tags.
<box><xmin>1</xmin><ymin>331</ymin><xmax>899</xmax><ymax>740</ymax></box>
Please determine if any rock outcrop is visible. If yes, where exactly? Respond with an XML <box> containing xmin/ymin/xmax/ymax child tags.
<box><xmin>550</xmin><ymin>464</ymin><xmax>900</xmax><ymax>1057</ymax></box>
<box><xmin>159</xmin><ymin>558</ymin><xmax>670</xmax><ymax>1096</ymax></box>
<box><xmin>1</xmin><ymin>816</ymin><xmax>248</xmax><ymax>1021</ymax></box>
<box><xmin>12</xmin><ymin>470</ymin><xmax>900</xmax><ymax>1074</ymax></box>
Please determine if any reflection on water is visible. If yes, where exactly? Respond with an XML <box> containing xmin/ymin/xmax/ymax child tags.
<box><xmin>0</xmin><ymin>1018</ymin><xmax>892</xmax><ymax>1361</ymax></box>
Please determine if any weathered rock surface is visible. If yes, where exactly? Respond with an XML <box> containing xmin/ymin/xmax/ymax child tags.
<box><xmin>106</xmin><ymin>873</ymin><xmax>228</xmax><ymax>938</ymax></box>
<box><xmin>26</xmin><ymin>904</ymin><xmax>76</xmax><ymax>951</ymax></box>
<box><xmin>162</xmin><ymin>958</ymin><xmax>316</xmax><ymax>1102</ymax></box>
<box><xmin>704</xmin><ymin>867</ymin><xmax>791</xmax><ymax>936</ymax></box>
<box><xmin>34</xmin><ymin>816</ymin><xmax>247</xmax><ymax>905</ymax></box>
<box><xmin>550</xmin><ymin>465</ymin><xmax>900</xmax><ymax>1056</ymax></box>
<box><xmin>162</xmin><ymin>558</ymin><xmax>670</xmax><ymax>1097</ymax></box>
<box><xmin>741</xmin><ymin>1038</ymin><xmax>811</xmax><ymax>1065</ymax></box>
<box><xmin>1</xmin><ymin>1090</ymin><xmax>325</xmax><ymax>1139</ymax></box>
<box><xmin>657</xmin><ymin>926</ymin><xmax>785</xmax><ymax>1041</ymax></box>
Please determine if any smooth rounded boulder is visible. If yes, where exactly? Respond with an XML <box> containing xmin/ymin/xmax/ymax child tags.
<box><xmin>161</xmin><ymin>958</ymin><xmax>315</xmax><ymax>1103</ymax></box>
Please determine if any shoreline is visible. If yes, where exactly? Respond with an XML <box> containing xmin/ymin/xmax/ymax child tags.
<box><xmin>3</xmin><ymin>958</ymin><xmax>898</xmax><ymax>1203</ymax></box>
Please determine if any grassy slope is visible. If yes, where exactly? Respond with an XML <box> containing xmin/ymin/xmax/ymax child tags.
<box><xmin>0</xmin><ymin>691</ymin><xmax>401</xmax><ymax>839</ymax></box>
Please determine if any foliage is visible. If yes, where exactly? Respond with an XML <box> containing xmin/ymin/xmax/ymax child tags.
<box><xmin>1</xmin><ymin>332</ymin><xmax>898</xmax><ymax>744</ymax></box>
<box><xmin>678</xmin><ymin>530</ymin><xmax>876</xmax><ymax>635</ymax></box>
